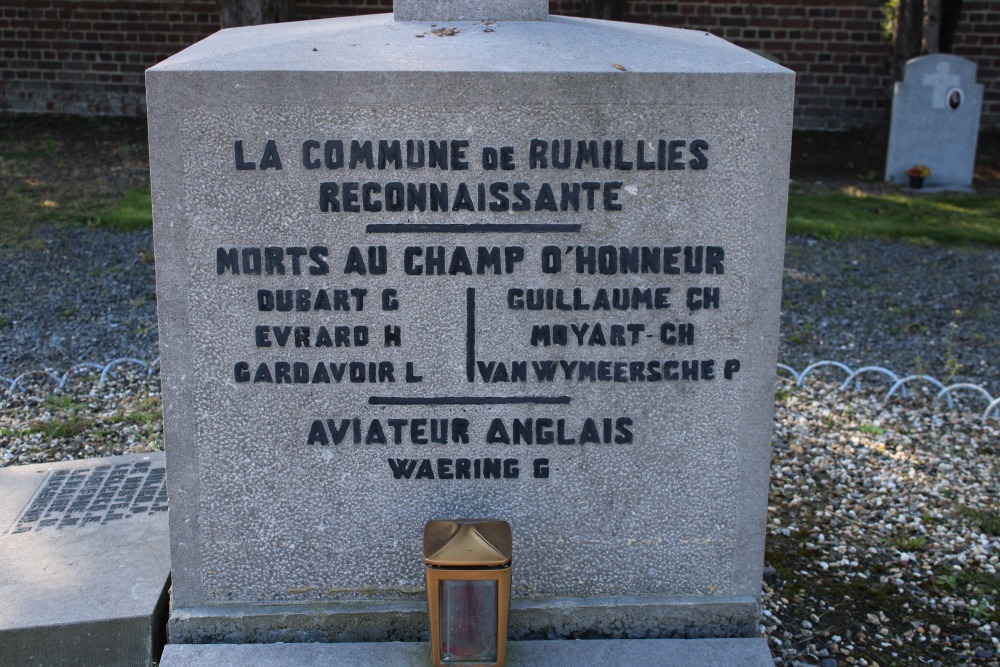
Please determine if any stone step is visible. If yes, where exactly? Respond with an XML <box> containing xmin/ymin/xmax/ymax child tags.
<box><xmin>0</xmin><ymin>453</ymin><xmax>171</xmax><ymax>667</ymax></box>
<box><xmin>160</xmin><ymin>638</ymin><xmax>772</xmax><ymax>666</ymax></box>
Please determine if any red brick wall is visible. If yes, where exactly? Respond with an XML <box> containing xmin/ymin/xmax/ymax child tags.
<box><xmin>610</xmin><ymin>1</ymin><xmax>894</xmax><ymax>131</ymax></box>
<box><xmin>2</xmin><ymin>0</ymin><xmax>998</xmax><ymax>130</ymax></box>
<box><xmin>296</xmin><ymin>0</ymin><xmax>391</xmax><ymax>18</ymax></box>
<box><xmin>1</xmin><ymin>1</ymin><xmax>218</xmax><ymax>115</ymax></box>
<box><xmin>950</xmin><ymin>0</ymin><xmax>1000</xmax><ymax>128</ymax></box>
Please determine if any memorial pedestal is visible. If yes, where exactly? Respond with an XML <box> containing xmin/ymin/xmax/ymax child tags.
<box><xmin>147</xmin><ymin>1</ymin><xmax>792</xmax><ymax>654</ymax></box>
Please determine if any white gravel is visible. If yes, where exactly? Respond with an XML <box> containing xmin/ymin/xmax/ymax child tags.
<box><xmin>0</xmin><ymin>368</ymin><xmax>161</xmax><ymax>466</ymax></box>
<box><xmin>765</xmin><ymin>377</ymin><xmax>998</xmax><ymax>666</ymax></box>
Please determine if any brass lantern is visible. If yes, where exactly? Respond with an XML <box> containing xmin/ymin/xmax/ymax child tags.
<box><xmin>423</xmin><ymin>520</ymin><xmax>512</xmax><ymax>667</ymax></box>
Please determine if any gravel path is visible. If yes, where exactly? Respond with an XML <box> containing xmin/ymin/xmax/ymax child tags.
<box><xmin>0</xmin><ymin>228</ymin><xmax>997</xmax><ymax>665</ymax></box>
<box><xmin>0</xmin><ymin>227</ymin><xmax>158</xmax><ymax>372</ymax></box>
<box><xmin>781</xmin><ymin>236</ymin><xmax>1000</xmax><ymax>397</ymax></box>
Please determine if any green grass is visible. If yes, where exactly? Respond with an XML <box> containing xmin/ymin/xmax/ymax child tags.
<box><xmin>88</xmin><ymin>188</ymin><xmax>152</xmax><ymax>231</ymax></box>
<box><xmin>890</xmin><ymin>536</ymin><xmax>927</xmax><ymax>550</ymax></box>
<box><xmin>25</xmin><ymin>394</ymin><xmax>94</xmax><ymax>439</ymax></box>
<box><xmin>0</xmin><ymin>116</ymin><xmax>150</xmax><ymax>247</ymax></box>
<box><xmin>122</xmin><ymin>395</ymin><xmax>162</xmax><ymax>427</ymax></box>
<box><xmin>787</xmin><ymin>189</ymin><xmax>1000</xmax><ymax>246</ymax></box>
<box><xmin>857</xmin><ymin>423</ymin><xmax>887</xmax><ymax>436</ymax></box>
<box><xmin>0</xmin><ymin>184</ymin><xmax>151</xmax><ymax>247</ymax></box>
<box><xmin>936</xmin><ymin>568</ymin><xmax>999</xmax><ymax>623</ymax></box>
<box><xmin>958</xmin><ymin>506</ymin><xmax>1000</xmax><ymax>537</ymax></box>
<box><xmin>774</xmin><ymin>385</ymin><xmax>797</xmax><ymax>402</ymax></box>
<box><xmin>28</xmin><ymin>414</ymin><xmax>94</xmax><ymax>439</ymax></box>
<box><xmin>44</xmin><ymin>395</ymin><xmax>87</xmax><ymax>411</ymax></box>
<box><xmin>105</xmin><ymin>395</ymin><xmax>163</xmax><ymax>444</ymax></box>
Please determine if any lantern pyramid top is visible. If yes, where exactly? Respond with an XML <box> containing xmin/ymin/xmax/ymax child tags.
<box><xmin>424</xmin><ymin>520</ymin><xmax>513</xmax><ymax>567</ymax></box>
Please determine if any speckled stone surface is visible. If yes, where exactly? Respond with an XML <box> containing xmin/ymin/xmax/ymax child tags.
<box><xmin>394</xmin><ymin>0</ymin><xmax>547</xmax><ymax>21</ymax></box>
<box><xmin>0</xmin><ymin>453</ymin><xmax>170</xmax><ymax>667</ymax></box>
<box><xmin>147</xmin><ymin>12</ymin><xmax>793</xmax><ymax>641</ymax></box>
<box><xmin>160</xmin><ymin>638</ymin><xmax>773</xmax><ymax>666</ymax></box>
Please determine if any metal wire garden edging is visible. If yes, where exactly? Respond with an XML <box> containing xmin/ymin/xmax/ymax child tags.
<box><xmin>776</xmin><ymin>362</ymin><xmax>999</xmax><ymax>421</ymax></box>
<box><xmin>1</xmin><ymin>358</ymin><xmax>159</xmax><ymax>394</ymax></box>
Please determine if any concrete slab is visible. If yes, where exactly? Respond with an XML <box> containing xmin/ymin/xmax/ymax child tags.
<box><xmin>160</xmin><ymin>638</ymin><xmax>773</xmax><ymax>666</ymax></box>
<box><xmin>0</xmin><ymin>453</ymin><xmax>170</xmax><ymax>667</ymax></box>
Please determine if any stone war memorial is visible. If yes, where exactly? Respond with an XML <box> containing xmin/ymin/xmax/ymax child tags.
<box><xmin>148</xmin><ymin>0</ymin><xmax>793</xmax><ymax>663</ymax></box>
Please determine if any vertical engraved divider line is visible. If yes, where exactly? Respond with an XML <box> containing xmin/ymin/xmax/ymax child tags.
<box><xmin>466</xmin><ymin>287</ymin><xmax>476</xmax><ymax>382</ymax></box>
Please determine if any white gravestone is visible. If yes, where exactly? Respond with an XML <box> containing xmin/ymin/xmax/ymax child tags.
<box><xmin>885</xmin><ymin>54</ymin><xmax>983</xmax><ymax>190</ymax></box>
<box><xmin>147</xmin><ymin>4</ymin><xmax>793</xmax><ymax>645</ymax></box>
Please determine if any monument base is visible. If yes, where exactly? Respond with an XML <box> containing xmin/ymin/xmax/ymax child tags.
<box><xmin>168</xmin><ymin>595</ymin><xmax>758</xmax><ymax>644</ymax></box>
<box><xmin>0</xmin><ymin>453</ymin><xmax>170</xmax><ymax>667</ymax></box>
<box><xmin>160</xmin><ymin>638</ymin><xmax>773</xmax><ymax>666</ymax></box>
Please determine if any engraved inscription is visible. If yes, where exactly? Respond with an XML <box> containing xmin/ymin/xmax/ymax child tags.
<box><xmin>10</xmin><ymin>462</ymin><xmax>167</xmax><ymax>533</ymax></box>
<box><xmin>214</xmin><ymin>134</ymin><xmax>743</xmax><ymax>481</ymax></box>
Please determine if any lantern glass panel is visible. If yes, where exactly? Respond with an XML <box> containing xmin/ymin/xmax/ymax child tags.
<box><xmin>438</xmin><ymin>579</ymin><xmax>498</xmax><ymax>663</ymax></box>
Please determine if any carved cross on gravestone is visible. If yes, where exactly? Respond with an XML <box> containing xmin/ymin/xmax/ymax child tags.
<box><xmin>921</xmin><ymin>61</ymin><xmax>961</xmax><ymax>110</ymax></box>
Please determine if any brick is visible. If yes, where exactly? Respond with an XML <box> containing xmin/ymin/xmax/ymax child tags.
<box><xmin>2</xmin><ymin>0</ymin><xmax>997</xmax><ymax>131</ymax></box>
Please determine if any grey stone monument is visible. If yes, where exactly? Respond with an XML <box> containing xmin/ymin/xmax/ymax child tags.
<box><xmin>146</xmin><ymin>0</ymin><xmax>793</xmax><ymax>650</ymax></box>
<box><xmin>885</xmin><ymin>54</ymin><xmax>983</xmax><ymax>190</ymax></box>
